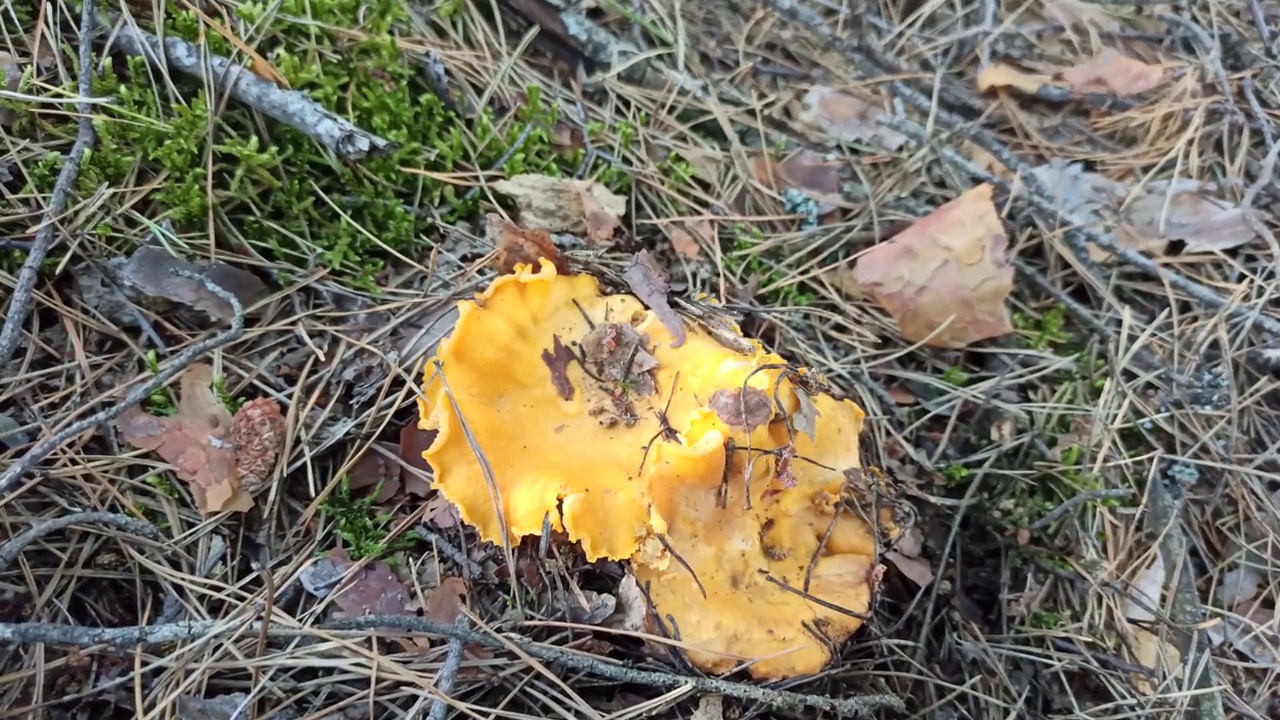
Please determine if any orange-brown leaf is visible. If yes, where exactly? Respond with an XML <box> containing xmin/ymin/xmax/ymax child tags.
<box><xmin>487</xmin><ymin>213</ymin><xmax>569</xmax><ymax>276</ymax></box>
<box><xmin>977</xmin><ymin>63</ymin><xmax>1059</xmax><ymax>94</ymax></box>
<box><xmin>851</xmin><ymin>184</ymin><xmax>1015</xmax><ymax>348</ymax></box>
<box><xmin>115</xmin><ymin>363</ymin><xmax>253</xmax><ymax>514</ymax></box>
<box><xmin>425</xmin><ymin>576</ymin><xmax>469</xmax><ymax>625</ymax></box>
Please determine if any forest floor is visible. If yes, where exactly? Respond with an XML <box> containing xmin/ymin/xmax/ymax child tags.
<box><xmin>2</xmin><ymin>0</ymin><xmax>1279</xmax><ymax>718</ymax></box>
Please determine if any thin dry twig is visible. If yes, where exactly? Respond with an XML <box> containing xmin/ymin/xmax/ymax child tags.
<box><xmin>0</xmin><ymin>0</ymin><xmax>98</xmax><ymax>371</ymax></box>
<box><xmin>0</xmin><ymin>614</ymin><xmax>906</xmax><ymax>715</ymax></box>
<box><xmin>0</xmin><ymin>511</ymin><xmax>159</xmax><ymax>573</ymax></box>
<box><xmin>98</xmin><ymin>10</ymin><xmax>395</xmax><ymax>160</ymax></box>
<box><xmin>0</xmin><ymin>270</ymin><xmax>246</xmax><ymax>499</ymax></box>
<box><xmin>1028</xmin><ymin>488</ymin><xmax>1135</xmax><ymax>532</ymax></box>
<box><xmin>426</xmin><ymin>616</ymin><xmax>470</xmax><ymax>720</ymax></box>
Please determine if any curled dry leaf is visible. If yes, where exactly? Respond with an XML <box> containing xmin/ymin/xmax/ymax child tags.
<box><xmin>708</xmin><ymin>387</ymin><xmax>774</xmax><ymax>432</ymax></box>
<box><xmin>1059</xmin><ymin>49</ymin><xmax>1162</xmax><ymax>97</ymax></box>
<box><xmin>115</xmin><ymin>363</ymin><xmax>254</xmax><ymax>514</ymax></box>
<box><xmin>747</xmin><ymin>148</ymin><xmax>843</xmax><ymax>216</ymax></box>
<box><xmin>346</xmin><ymin>441</ymin><xmax>403</xmax><ymax>502</ymax></box>
<box><xmin>793</xmin><ymin>85</ymin><xmax>909</xmax><ymax>151</ymax></box>
<box><xmin>123</xmin><ymin>245</ymin><xmax>267</xmax><ymax>323</ymax></box>
<box><xmin>486</xmin><ymin>213</ymin><xmax>569</xmax><ymax>276</ymax></box>
<box><xmin>231</xmin><ymin>397</ymin><xmax>285</xmax><ymax>495</ymax></box>
<box><xmin>491</xmin><ymin>174</ymin><xmax>626</xmax><ymax>243</ymax></box>
<box><xmin>850</xmin><ymin>184</ymin><xmax>1015</xmax><ymax>348</ymax></box>
<box><xmin>977</xmin><ymin>63</ymin><xmax>1060</xmax><ymax>95</ymax></box>
<box><xmin>884</xmin><ymin>550</ymin><xmax>934</xmax><ymax>587</ymax></box>
<box><xmin>1029</xmin><ymin>161</ymin><xmax>1265</xmax><ymax>256</ymax></box>
<box><xmin>622</xmin><ymin>250</ymin><xmax>687</xmax><ymax>347</ymax></box>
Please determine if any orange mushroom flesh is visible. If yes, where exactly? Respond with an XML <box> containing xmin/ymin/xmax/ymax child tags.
<box><xmin>417</xmin><ymin>259</ymin><xmax>896</xmax><ymax>679</ymax></box>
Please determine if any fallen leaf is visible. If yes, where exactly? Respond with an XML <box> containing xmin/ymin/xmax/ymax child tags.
<box><xmin>1028</xmin><ymin>161</ymin><xmax>1265</xmax><ymax>257</ymax></box>
<box><xmin>894</xmin><ymin>526</ymin><xmax>924</xmax><ymax>557</ymax></box>
<box><xmin>748</xmin><ymin>149</ymin><xmax>843</xmax><ymax>215</ymax></box>
<box><xmin>608</xmin><ymin>572</ymin><xmax>652</xmax><ymax>634</ymax></box>
<box><xmin>709</xmin><ymin>387</ymin><xmax>774</xmax><ymax>432</ymax></box>
<box><xmin>886</xmin><ymin>384</ymin><xmax>918</xmax><ymax>405</ymax></box>
<box><xmin>793</xmin><ymin>85</ymin><xmax>909</xmax><ymax>151</ymax></box>
<box><xmin>1219</xmin><ymin>565</ymin><xmax>1263</xmax><ymax>607</ymax></box>
<box><xmin>884</xmin><ymin>549</ymin><xmax>934</xmax><ymax>587</ymax></box>
<box><xmin>231</xmin><ymin>397</ymin><xmax>285</xmax><ymax>495</ymax></box>
<box><xmin>299</xmin><ymin>553</ymin><xmax>349</xmax><ymax>598</ymax></box>
<box><xmin>347</xmin><ymin>441</ymin><xmax>403</xmax><ymax>502</ymax></box>
<box><xmin>558</xmin><ymin>588</ymin><xmax>617</xmax><ymax>624</ymax></box>
<box><xmin>666</xmin><ymin>219</ymin><xmax>714</xmax><ymax>258</ymax></box>
<box><xmin>423</xmin><ymin>493</ymin><xmax>463</xmax><ymax>528</ymax></box>
<box><xmin>1059</xmin><ymin>49</ymin><xmax>1163</xmax><ymax>97</ymax></box>
<box><xmin>851</xmin><ymin>184</ymin><xmax>1015</xmax><ymax>348</ymax></box>
<box><xmin>541</xmin><ymin>335</ymin><xmax>577</xmax><ymax>401</ymax></box>
<box><xmin>486</xmin><ymin>213</ymin><xmax>569</xmax><ymax>276</ymax></box>
<box><xmin>491</xmin><ymin>174</ymin><xmax>626</xmax><ymax>243</ymax></box>
<box><xmin>425</xmin><ymin>576</ymin><xmax>469</xmax><ymax>625</ymax></box>
<box><xmin>398</xmin><ymin>425</ymin><xmax>435</xmax><ymax>496</ymax></box>
<box><xmin>1123</xmin><ymin>550</ymin><xmax>1164</xmax><ymax>622</ymax></box>
<box><xmin>1118</xmin><ymin>178</ymin><xmax>1262</xmax><ymax>253</ymax></box>
<box><xmin>1223</xmin><ymin>605</ymin><xmax>1278</xmax><ymax>664</ymax></box>
<box><xmin>1128</xmin><ymin>625</ymin><xmax>1181</xmax><ymax>694</ymax></box>
<box><xmin>175</xmin><ymin>692</ymin><xmax>251</xmax><ymax>720</ymax></box>
<box><xmin>690</xmin><ymin>695</ymin><xmax>724</xmax><ymax>720</ymax></box>
<box><xmin>327</xmin><ymin>549</ymin><xmax>416</xmax><ymax>619</ymax></box>
<box><xmin>977</xmin><ymin>63</ymin><xmax>1061</xmax><ymax>95</ymax></box>
<box><xmin>115</xmin><ymin>363</ymin><xmax>254</xmax><ymax>514</ymax></box>
<box><xmin>122</xmin><ymin>245</ymin><xmax>267</xmax><ymax>323</ymax></box>
<box><xmin>623</xmin><ymin>251</ymin><xmax>686</xmax><ymax>348</ymax></box>
<box><xmin>791</xmin><ymin>386</ymin><xmax>819</xmax><ymax>440</ymax></box>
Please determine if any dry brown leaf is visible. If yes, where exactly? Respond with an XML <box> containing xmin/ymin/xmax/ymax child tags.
<box><xmin>851</xmin><ymin>184</ymin><xmax>1015</xmax><ymax>348</ymax></box>
<box><xmin>115</xmin><ymin>363</ymin><xmax>254</xmax><ymax>514</ymax></box>
<box><xmin>1028</xmin><ymin>161</ymin><xmax>1263</xmax><ymax>258</ymax></box>
<box><xmin>425</xmin><ymin>576</ymin><xmax>469</xmax><ymax>625</ymax></box>
<box><xmin>623</xmin><ymin>250</ymin><xmax>687</xmax><ymax>347</ymax></box>
<box><xmin>1118</xmin><ymin>179</ymin><xmax>1262</xmax><ymax>253</ymax></box>
<box><xmin>747</xmin><ymin>149</ymin><xmax>843</xmax><ymax>214</ymax></box>
<box><xmin>485</xmin><ymin>213</ymin><xmax>569</xmax><ymax>276</ymax></box>
<box><xmin>328</xmin><ymin>548</ymin><xmax>415</xmax><ymax>619</ymax></box>
<box><xmin>491</xmin><ymin>174</ymin><xmax>626</xmax><ymax>243</ymax></box>
<box><xmin>231</xmin><ymin>397</ymin><xmax>285</xmax><ymax>495</ymax></box>
<box><xmin>1123</xmin><ymin>550</ymin><xmax>1165</xmax><ymax>622</ymax></box>
<box><xmin>793</xmin><ymin>85</ymin><xmax>909</xmax><ymax>151</ymax></box>
<box><xmin>1128</xmin><ymin>625</ymin><xmax>1181</xmax><ymax>694</ymax></box>
<box><xmin>347</xmin><ymin>441</ymin><xmax>403</xmax><ymax>502</ymax></box>
<box><xmin>977</xmin><ymin>63</ymin><xmax>1061</xmax><ymax>95</ymax></box>
<box><xmin>884</xmin><ymin>550</ymin><xmax>934</xmax><ymax>587</ymax></box>
<box><xmin>1059</xmin><ymin>49</ymin><xmax>1163</xmax><ymax>97</ymax></box>
<box><xmin>666</xmin><ymin>219</ymin><xmax>714</xmax><ymax>258</ymax></box>
<box><xmin>423</xmin><ymin>493</ymin><xmax>463</xmax><ymax>529</ymax></box>
<box><xmin>398</xmin><ymin>424</ymin><xmax>435</xmax><ymax>496</ymax></box>
<box><xmin>122</xmin><ymin>245</ymin><xmax>267</xmax><ymax>323</ymax></box>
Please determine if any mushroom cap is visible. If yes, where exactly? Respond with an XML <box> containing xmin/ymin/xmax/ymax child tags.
<box><xmin>418</xmin><ymin>259</ymin><xmax>887</xmax><ymax>679</ymax></box>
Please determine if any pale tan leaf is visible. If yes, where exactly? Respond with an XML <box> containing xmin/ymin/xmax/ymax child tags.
<box><xmin>491</xmin><ymin>174</ymin><xmax>626</xmax><ymax>243</ymax></box>
<box><xmin>1127</xmin><ymin>625</ymin><xmax>1181</xmax><ymax>695</ymax></box>
<box><xmin>851</xmin><ymin>184</ymin><xmax>1015</xmax><ymax>348</ymax></box>
<box><xmin>1059</xmin><ymin>49</ymin><xmax>1163</xmax><ymax>97</ymax></box>
<box><xmin>1123</xmin><ymin>550</ymin><xmax>1164</xmax><ymax>622</ymax></box>
<box><xmin>666</xmin><ymin>219</ymin><xmax>714</xmax><ymax>258</ymax></box>
<box><xmin>977</xmin><ymin>63</ymin><xmax>1060</xmax><ymax>94</ymax></box>
<box><xmin>1119</xmin><ymin>179</ymin><xmax>1262</xmax><ymax>253</ymax></box>
<box><xmin>794</xmin><ymin>85</ymin><xmax>909</xmax><ymax>151</ymax></box>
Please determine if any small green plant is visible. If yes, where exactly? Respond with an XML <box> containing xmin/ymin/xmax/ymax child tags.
<box><xmin>942</xmin><ymin>464</ymin><xmax>969</xmax><ymax>483</ymax></box>
<box><xmin>142</xmin><ymin>350</ymin><xmax>178</xmax><ymax>415</ymax></box>
<box><xmin>145</xmin><ymin>473</ymin><xmax>182</xmax><ymax>498</ymax></box>
<box><xmin>1029</xmin><ymin>610</ymin><xmax>1065</xmax><ymax>630</ymax></box>
<box><xmin>213</xmin><ymin>375</ymin><xmax>243</xmax><ymax>414</ymax></box>
<box><xmin>942</xmin><ymin>366</ymin><xmax>970</xmax><ymax>387</ymax></box>
<box><xmin>318</xmin><ymin>475</ymin><xmax>418</xmax><ymax>561</ymax></box>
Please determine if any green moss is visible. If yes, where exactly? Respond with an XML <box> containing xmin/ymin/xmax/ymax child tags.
<box><xmin>15</xmin><ymin>0</ymin><xmax>630</xmax><ymax>285</ymax></box>
<box><xmin>319</xmin><ymin>475</ymin><xmax>418</xmax><ymax>561</ymax></box>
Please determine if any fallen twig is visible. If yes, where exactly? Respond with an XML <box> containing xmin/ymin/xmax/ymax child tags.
<box><xmin>426</xmin><ymin>616</ymin><xmax>470</xmax><ymax>720</ymax></box>
<box><xmin>98</xmin><ymin>11</ymin><xmax>395</xmax><ymax>160</ymax></box>
<box><xmin>0</xmin><ymin>271</ymin><xmax>245</xmax><ymax>499</ymax></box>
<box><xmin>1144</xmin><ymin>466</ymin><xmax>1226</xmax><ymax>720</ymax></box>
<box><xmin>0</xmin><ymin>0</ymin><xmax>99</xmax><ymax>371</ymax></box>
<box><xmin>0</xmin><ymin>511</ymin><xmax>159</xmax><ymax>574</ymax></box>
<box><xmin>0</xmin><ymin>614</ymin><xmax>906</xmax><ymax>716</ymax></box>
<box><xmin>1028</xmin><ymin>488</ymin><xmax>1135</xmax><ymax>532</ymax></box>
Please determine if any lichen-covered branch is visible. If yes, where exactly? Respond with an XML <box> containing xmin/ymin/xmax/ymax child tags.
<box><xmin>98</xmin><ymin>12</ymin><xmax>396</xmax><ymax>161</ymax></box>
